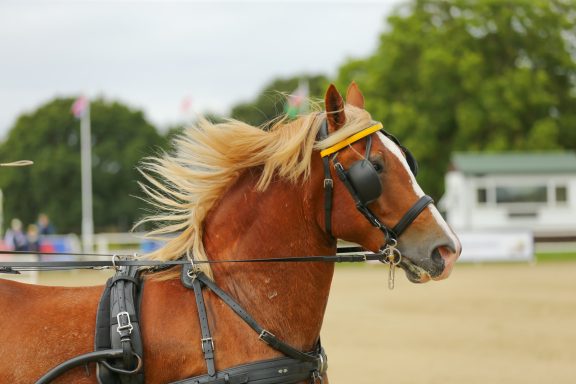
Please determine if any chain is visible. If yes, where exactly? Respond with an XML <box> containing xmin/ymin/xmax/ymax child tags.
<box><xmin>381</xmin><ymin>239</ymin><xmax>402</xmax><ymax>290</ymax></box>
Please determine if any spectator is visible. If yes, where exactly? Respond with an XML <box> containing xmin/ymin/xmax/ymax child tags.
<box><xmin>4</xmin><ymin>218</ymin><xmax>28</xmax><ymax>251</ymax></box>
<box><xmin>26</xmin><ymin>224</ymin><xmax>40</xmax><ymax>252</ymax></box>
<box><xmin>37</xmin><ymin>213</ymin><xmax>55</xmax><ymax>235</ymax></box>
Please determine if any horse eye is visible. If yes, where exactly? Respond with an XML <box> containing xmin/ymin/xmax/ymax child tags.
<box><xmin>371</xmin><ymin>161</ymin><xmax>384</xmax><ymax>173</ymax></box>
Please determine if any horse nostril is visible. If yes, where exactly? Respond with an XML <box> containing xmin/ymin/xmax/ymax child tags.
<box><xmin>431</xmin><ymin>247</ymin><xmax>444</xmax><ymax>266</ymax></box>
<box><xmin>429</xmin><ymin>248</ymin><xmax>445</xmax><ymax>277</ymax></box>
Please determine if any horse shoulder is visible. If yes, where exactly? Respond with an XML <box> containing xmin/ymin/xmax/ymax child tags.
<box><xmin>0</xmin><ymin>278</ymin><xmax>104</xmax><ymax>383</ymax></box>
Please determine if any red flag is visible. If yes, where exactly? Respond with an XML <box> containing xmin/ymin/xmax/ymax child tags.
<box><xmin>180</xmin><ymin>95</ymin><xmax>193</xmax><ymax>114</ymax></box>
<box><xmin>71</xmin><ymin>95</ymin><xmax>88</xmax><ymax>118</ymax></box>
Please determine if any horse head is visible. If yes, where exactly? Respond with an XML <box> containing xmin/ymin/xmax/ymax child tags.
<box><xmin>316</xmin><ymin>83</ymin><xmax>461</xmax><ymax>283</ymax></box>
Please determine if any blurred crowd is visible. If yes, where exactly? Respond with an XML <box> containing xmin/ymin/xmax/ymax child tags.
<box><xmin>3</xmin><ymin>213</ymin><xmax>55</xmax><ymax>252</ymax></box>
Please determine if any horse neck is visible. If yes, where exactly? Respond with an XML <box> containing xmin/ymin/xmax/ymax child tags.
<box><xmin>202</xmin><ymin>169</ymin><xmax>335</xmax><ymax>351</ymax></box>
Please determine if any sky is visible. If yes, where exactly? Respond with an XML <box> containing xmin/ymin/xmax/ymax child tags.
<box><xmin>0</xmin><ymin>0</ymin><xmax>403</xmax><ymax>137</ymax></box>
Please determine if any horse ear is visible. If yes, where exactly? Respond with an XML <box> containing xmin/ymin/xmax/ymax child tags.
<box><xmin>346</xmin><ymin>81</ymin><xmax>365</xmax><ymax>109</ymax></box>
<box><xmin>325</xmin><ymin>84</ymin><xmax>346</xmax><ymax>132</ymax></box>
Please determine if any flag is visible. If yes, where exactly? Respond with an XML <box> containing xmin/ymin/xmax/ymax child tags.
<box><xmin>180</xmin><ymin>95</ymin><xmax>193</xmax><ymax>114</ymax></box>
<box><xmin>285</xmin><ymin>80</ymin><xmax>309</xmax><ymax>118</ymax></box>
<box><xmin>71</xmin><ymin>95</ymin><xmax>89</xmax><ymax>118</ymax></box>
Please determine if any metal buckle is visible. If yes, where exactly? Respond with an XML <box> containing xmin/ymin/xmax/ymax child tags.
<box><xmin>323</xmin><ymin>179</ymin><xmax>333</xmax><ymax>188</ymax></box>
<box><xmin>312</xmin><ymin>371</ymin><xmax>324</xmax><ymax>383</ymax></box>
<box><xmin>334</xmin><ymin>162</ymin><xmax>344</xmax><ymax>173</ymax></box>
<box><xmin>116</xmin><ymin>311</ymin><xmax>133</xmax><ymax>335</ymax></box>
<box><xmin>201</xmin><ymin>337</ymin><xmax>214</xmax><ymax>352</ymax></box>
<box><xmin>258</xmin><ymin>329</ymin><xmax>276</xmax><ymax>344</ymax></box>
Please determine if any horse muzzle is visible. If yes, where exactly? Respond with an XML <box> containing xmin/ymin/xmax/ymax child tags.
<box><xmin>399</xmin><ymin>242</ymin><xmax>461</xmax><ymax>283</ymax></box>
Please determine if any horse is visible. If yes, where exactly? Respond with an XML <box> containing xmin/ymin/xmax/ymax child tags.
<box><xmin>0</xmin><ymin>82</ymin><xmax>461</xmax><ymax>383</ymax></box>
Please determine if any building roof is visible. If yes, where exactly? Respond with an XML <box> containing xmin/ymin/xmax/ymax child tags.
<box><xmin>452</xmin><ymin>152</ymin><xmax>576</xmax><ymax>175</ymax></box>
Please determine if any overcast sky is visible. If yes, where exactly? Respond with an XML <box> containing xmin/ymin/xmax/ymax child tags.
<box><xmin>0</xmin><ymin>0</ymin><xmax>403</xmax><ymax>137</ymax></box>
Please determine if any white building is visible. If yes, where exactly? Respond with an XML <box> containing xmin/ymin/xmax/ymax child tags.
<box><xmin>440</xmin><ymin>152</ymin><xmax>576</xmax><ymax>238</ymax></box>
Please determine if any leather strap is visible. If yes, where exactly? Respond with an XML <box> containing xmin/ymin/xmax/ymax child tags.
<box><xmin>170</xmin><ymin>351</ymin><xmax>327</xmax><ymax>384</ymax></box>
<box><xmin>189</xmin><ymin>271</ymin><xmax>217</xmax><ymax>377</ymax></box>
<box><xmin>392</xmin><ymin>195</ymin><xmax>434</xmax><ymax>237</ymax></box>
<box><xmin>322</xmin><ymin>156</ymin><xmax>334</xmax><ymax>238</ymax></box>
<box><xmin>96</xmin><ymin>266</ymin><xmax>144</xmax><ymax>384</ymax></box>
<box><xmin>181</xmin><ymin>266</ymin><xmax>317</xmax><ymax>364</ymax></box>
<box><xmin>318</xmin><ymin>119</ymin><xmax>334</xmax><ymax>238</ymax></box>
<box><xmin>36</xmin><ymin>349</ymin><xmax>125</xmax><ymax>384</ymax></box>
<box><xmin>332</xmin><ymin>158</ymin><xmax>393</xmax><ymax>243</ymax></box>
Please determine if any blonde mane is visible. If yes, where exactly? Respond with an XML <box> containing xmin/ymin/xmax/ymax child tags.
<box><xmin>137</xmin><ymin>105</ymin><xmax>373</xmax><ymax>277</ymax></box>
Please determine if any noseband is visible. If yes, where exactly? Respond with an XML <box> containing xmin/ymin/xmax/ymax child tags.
<box><xmin>318</xmin><ymin>119</ymin><xmax>433</xmax><ymax>247</ymax></box>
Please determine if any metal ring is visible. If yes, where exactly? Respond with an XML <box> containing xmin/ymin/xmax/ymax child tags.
<box><xmin>186</xmin><ymin>248</ymin><xmax>200</xmax><ymax>278</ymax></box>
<box><xmin>317</xmin><ymin>353</ymin><xmax>326</xmax><ymax>374</ymax></box>
<box><xmin>388</xmin><ymin>248</ymin><xmax>402</xmax><ymax>265</ymax></box>
<box><xmin>380</xmin><ymin>239</ymin><xmax>402</xmax><ymax>265</ymax></box>
<box><xmin>111</xmin><ymin>254</ymin><xmax>120</xmax><ymax>271</ymax></box>
<box><xmin>101</xmin><ymin>352</ymin><xmax>143</xmax><ymax>375</ymax></box>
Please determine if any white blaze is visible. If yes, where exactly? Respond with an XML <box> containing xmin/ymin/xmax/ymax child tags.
<box><xmin>376</xmin><ymin>132</ymin><xmax>459</xmax><ymax>247</ymax></box>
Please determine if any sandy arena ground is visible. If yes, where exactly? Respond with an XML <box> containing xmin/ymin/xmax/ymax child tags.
<box><xmin>322</xmin><ymin>262</ymin><xmax>576</xmax><ymax>384</ymax></box>
<box><xmin>6</xmin><ymin>261</ymin><xmax>576</xmax><ymax>384</ymax></box>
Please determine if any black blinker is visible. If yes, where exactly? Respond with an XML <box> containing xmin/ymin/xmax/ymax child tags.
<box><xmin>346</xmin><ymin>160</ymin><xmax>383</xmax><ymax>205</ymax></box>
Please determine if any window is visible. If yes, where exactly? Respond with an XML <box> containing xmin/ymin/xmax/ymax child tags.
<box><xmin>556</xmin><ymin>186</ymin><xmax>567</xmax><ymax>203</ymax></box>
<box><xmin>477</xmin><ymin>188</ymin><xmax>487</xmax><ymax>204</ymax></box>
<box><xmin>495</xmin><ymin>186</ymin><xmax>547</xmax><ymax>204</ymax></box>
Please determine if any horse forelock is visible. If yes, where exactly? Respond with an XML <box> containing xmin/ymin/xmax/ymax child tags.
<box><xmin>136</xmin><ymin>105</ymin><xmax>374</xmax><ymax>278</ymax></box>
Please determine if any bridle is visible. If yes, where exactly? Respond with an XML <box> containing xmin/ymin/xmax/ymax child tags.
<box><xmin>318</xmin><ymin>119</ymin><xmax>434</xmax><ymax>256</ymax></box>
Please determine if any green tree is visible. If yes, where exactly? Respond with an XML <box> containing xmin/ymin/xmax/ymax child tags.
<box><xmin>337</xmin><ymin>0</ymin><xmax>576</xmax><ymax>198</ymax></box>
<box><xmin>231</xmin><ymin>74</ymin><xmax>330</xmax><ymax>126</ymax></box>
<box><xmin>0</xmin><ymin>97</ymin><xmax>167</xmax><ymax>233</ymax></box>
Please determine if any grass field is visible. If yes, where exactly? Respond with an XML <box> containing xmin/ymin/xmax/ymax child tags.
<box><xmin>536</xmin><ymin>251</ymin><xmax>576</xmax><ymax>262</ymax></box>
<box><xmin>4</xmin><ymin>259</ymin><xmax>575</xmax><ymax>384</ymax></box>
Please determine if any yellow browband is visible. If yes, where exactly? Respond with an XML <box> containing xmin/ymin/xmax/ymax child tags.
<box><xmin>320</xmin><ymin>122</ymin><xmax>383</xmax><ymax>158</ymax></box>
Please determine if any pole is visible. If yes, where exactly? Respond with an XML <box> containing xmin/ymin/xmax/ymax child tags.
<box><xmin>80</xmin><ymin>100</ymin><xmax>94</xmax><ymax>253</ymax></box>
<box><xmin>299</xmin><ymin>78</ymin><xmax>309</xmax><ymax>115</ymax></box>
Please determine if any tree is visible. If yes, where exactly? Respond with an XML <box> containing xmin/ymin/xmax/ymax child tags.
<box><xmin>230</xmin><ymin>74</ymin><xmax>330</xmax><ymax>127</ymax></box>
<box><xmin>0</xmin><ymin>97</ymin><xmax>167</xmax><ymax>233</ymax></box>
<box><xmin>337</xmin><ymin>0</ymin><xmax>576</xmax><ymax>198</ymax></box>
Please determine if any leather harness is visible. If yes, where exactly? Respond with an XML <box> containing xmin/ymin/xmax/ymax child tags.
<box><xmin>94</xmin><ymin>265</ymin><xmax>144</xmax><ymax>384</ymax></box>
<box><xmin>36</xmin><ymin>264</ymin><xmax>327</xmax><ymax>384</ymax></box>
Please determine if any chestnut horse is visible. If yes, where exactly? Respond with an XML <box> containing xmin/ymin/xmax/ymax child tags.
<box><xmin>0</xmin><ymin>83</ymin><xmax>460</xmax><ymax>383</ymax></box>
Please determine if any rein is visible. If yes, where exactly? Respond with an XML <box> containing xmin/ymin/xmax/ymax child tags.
<box><xmin>0</xmin><ymin>249</ymin><xmax>388</xmax><ymax>273</ymax></box>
